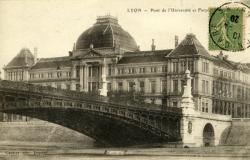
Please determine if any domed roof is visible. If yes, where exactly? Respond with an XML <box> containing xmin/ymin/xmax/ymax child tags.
<box><xmin>6</xmin><ymin>48</ymin><xmax>34</xmax><ymax>68</ymax></box>
<box><xmin>75</xmin><ymin>15</ymin><xmax>138</xmax><ymax>51</ymax></box>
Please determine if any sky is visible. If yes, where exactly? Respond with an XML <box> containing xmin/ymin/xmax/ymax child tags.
<box><xmin>0</xmin><ymin>0</ymin><xmax>250</xmax><ymax>78</ymax></box>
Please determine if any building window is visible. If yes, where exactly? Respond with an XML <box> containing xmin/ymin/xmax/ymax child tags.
<box><xmin>107</xmin><ymin>83</ymin><xmax>111</xmax><ymax>91</ymax></box>
<box><xmin>21</xmin><ymin>71</ymin><xmax>24</xmax><ymax>80</ymax></box>
<box><xmin>173</xmin><ymin>80</ymin><xmax>178</xmax><ymax>93</ymax></box>
<box><xmin>128</xmin><ymin>68</ymin><xmax>136</xmax><ymax>74</ymax></box>
<box><xmin>161</xmin><ymin>80</ymin><xmax>168</xmax><ymax>93</ymax></box>
<box><xmin>162</xmin><ymin>66</ymin><xmax>168</xmax><ymax>72</ymax></box>
<box><xmin>205</xmin><ymin>103</ymin><xmax>208</xmax><ymax>112</ymax></box>
<box><xmin>213</xmin><ymin>68</ymin><xmax>218</xmax><ymax>75</ymax></box>
<box><xmin>151</xmin><ymin>67</ymin><xmax>157</xmax><ymax>73</ymax></box>
<box><xmin>66</xmin><ymin>72</ymin><xmax>71</xmax><ymax>77</ymax></box>
<box><xmin>132</xmin><ymin>68</ymin><xmax>136</xmax><ymax>74</ymax></box>
<box><xmin>202</xmin><ymin>102</ymin><xmax>205</xmax><ymax>112</ymax></box>
<box><xmin>66</xmin><ymin>84</ymin><xmax>70</xmax><ymax>90</ymax></box>
<box><xmin>118</xmin><ymin>69</ymin><xmax>121</xmax><ymax>75</ymax></box>
<box><xmin>128</xmin><ymin>81</ymin><xmax>135</xmax><ymax>92</ymax></box>
<box><xmin>76</xmin><ymin>66</ymin><xmax>80</xmax><ymax>78</ymax></box>
<box><xmin>29</xmin><ymin>73</ymin><xmax>35</xmax><ymax>79</ymax></box>
<box><xmin>202</xmin><ymin>80</ymin><xmax>205</xmax><ymax>93</ymax></box>
<box><xmin>220</xmin><ymin>70</ymin><xmax>223</xmax><ymax>77</ymax></box>
<box><xmin>76</xmin><ymin>84</ymin><xmax>80</xmax><ymax>91</ymax></box>
<box><xmin>48</xmin><ymin>73</ymin><xmax>53</xmax><ymax>78</ymax></box>
<box><xmin>139</xmin><ymin>81</ymin><xmax>145</xmax><ymax>93</ymax></box>
<box><xmin>151</xmin><ymin>98</ymin><xmax>155</xmax><ymax>104</ymax></box>
<box><xmin>88</xmin><ymin>66</ymin><xmax>92</xmax><ymax>77</ymax></box>
<box><xmin>173</xmin><ymin>101</ymin><xmax>178</xmax><ymax>107</ymax></box>
<box><xmin>206</xmin><ymin>62</ymin><xmax>209</xmax><ymax>73</ymax></box>
<box><xmin>173</xmin><ymin>62</ymin><xmax>178</xmax><ymax>73</ymax></box>
<box><xmin>202</xmin><ymin>62</ymin><xmax>209</xmax><ymax>73</ymax></box>
<box><xmin>187</xmin><ymin>61</ymin><xmax>194</xmax><ymax>73</ymax></box>
<box><xmin>139</xmin><ymin>67</ymin><xmax>146</xmax><ymax>73</ymax></box>
<box><xmin>150</xmin><ymin>80</ymin><xmax>156</xmax><ymax>93</ymax></box>
<box><xmin>92</xmin><ymin>82</ymin><xmax>98</xmax><ymax>91</ymax></box>
<box><xmin>128</xmin><ymin>68</ymin><xmax>132</xmax><ymax>74</ymax></box>
<box><xmin>57</xmin><ymin>72</ymin><xmax>62</xmax><ymax>78</ymax></box>
<box><xmin>162</xmin><ymin>98</ymin><xmax>167</xmax><ymax>106</ymax></box>
<box><xmin>108</xmin><ymin>64</ymin><xmax>112</xmax><ymax>76</ymax></box>
<box><xmin>92</xmin><ymin>66</ymin><xmax>99</xmax><ymax>77</ymax></box>
<box><xmin>202</xmin><ymin>80</ymin><xmax>209</xmax><ymax>94</ymax></box>
<box><xmin>180</xmin><ymin>61</ymin><xmax>186</xmax><ymax>72</ymax></box>
<box><xmin>206</xmin><ymin>81</ymin><xmax>209</xmax><ymax>94</ymax></box>
<box><xmin>118</xmin><ymin>82</ymin><xmax>123</xmax><ymax>91</ymax></box>
<box><xmin>57</xmin><ymin>83</ymin><xmax>61</xmax><ymax>89</ymax></box>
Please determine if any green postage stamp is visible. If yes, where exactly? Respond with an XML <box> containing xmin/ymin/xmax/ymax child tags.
<box><xmin>209</xmin><ymin>2</ymin><xmax>248</xmax><ymax>52</ymax></box>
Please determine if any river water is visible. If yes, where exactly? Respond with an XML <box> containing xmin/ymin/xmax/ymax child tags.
<box><xmin>0</xmin><ymin>122</ymin><xmax>249</xmax><ymax>159</ymax></box>
<box><xmin>0</xmin><ymin>145</ymin><xmax>249</xmax><ymax>160</ymax></box>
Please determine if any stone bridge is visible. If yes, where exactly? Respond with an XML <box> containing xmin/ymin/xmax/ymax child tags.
<box><xmin>0</xmin><ymin>80</ymin><xmax>182</xmax><ymax>146</ymax></box>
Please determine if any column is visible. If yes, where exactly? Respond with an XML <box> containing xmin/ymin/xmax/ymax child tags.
<box><xmin>168</xmin><ymin>76</ymin><xmax>172</xmax><ymax>94</ymax></box>
<box><xmin>134</xmin><ymin>79</ymin><xmax>139</xmax><ymax>92</ymax></box>
<box><xmin>3</xmin><ymin>70</ymin><xmax>7</xmax><ymax>80</ymax></box>
<box><xmin>72</xmin><ymin>65</ymin><xmax>76</xmax><ymax>78</ymax></box>
<box><xmin>24</xmin><ymin>70</ymin><xmax>28</xmax><ymax>81</ymax></box>
<box><xmin>80</xmin><ymin>65</ymin><xmax>84</xmax><ymax>91</ymax></box>
<box><xmin>100</xmin><ymin>61</ymin><xmax>108</xmax><ymax>96</ymax></box>
<box><xmin>61</xmin><ymin>83</ymin><xmax>67</xmax><ymax>90</ymax></box>
<box><xmin>180</xmin><ymin>69</ymin><xmax>197</xmax><ymax>147</ymax></box>
<box><xmin>84</xmin><ymin>64</ymin><xmax>88</xmax><ymax>92</ymax></box>
<box><xmin>70</xmin><ymin>64</ymin><xmax>76</xmax><ymax>90</ymax></box>
<box><xmin>144</xmin><ymin>78</ymin><xmax>149</xmax><ymax>93</ymax></box>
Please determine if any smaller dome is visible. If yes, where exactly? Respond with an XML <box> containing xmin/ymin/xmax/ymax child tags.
<box><xmin>6</xmin><ymin>48</ymin><xmax>34</xmax><ymax>68</ymax></box>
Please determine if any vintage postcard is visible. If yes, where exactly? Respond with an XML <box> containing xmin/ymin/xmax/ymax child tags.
<box><xmin>0</xmin><ymin>0</ymin><xmax>250</xmax><ymax>159</ymax></box>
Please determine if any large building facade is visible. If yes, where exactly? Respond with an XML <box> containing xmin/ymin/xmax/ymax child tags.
<box><xmin>3</xmin><ymin>15</ymin><xmax>250</xmax><ymax>121</ymax></box>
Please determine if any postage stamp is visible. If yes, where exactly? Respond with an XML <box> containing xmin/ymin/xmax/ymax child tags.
<box><xmin>209</xmin><ymin>2</ymin><xmax>248</xmax><ymax>52</ymax></box>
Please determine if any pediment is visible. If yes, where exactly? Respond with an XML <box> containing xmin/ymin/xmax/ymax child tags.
<box><xmin>83</xmin><ymin>50</ymin><xmax>103</xmax><ymax>58</ymax></box>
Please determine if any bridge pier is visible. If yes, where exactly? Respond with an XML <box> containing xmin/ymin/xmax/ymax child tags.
<box><xmin>179</xmin><ymin>70</ymin><xmax>232</xmax><ymax>147</ymax></box>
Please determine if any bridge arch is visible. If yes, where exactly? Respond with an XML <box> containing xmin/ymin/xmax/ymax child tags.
<box><xmin>203</xmin><ymin>123</ymin><xmax>215</xmax><ymax>147</ymax></box>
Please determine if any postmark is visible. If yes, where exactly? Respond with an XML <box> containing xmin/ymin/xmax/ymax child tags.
<box><xmin>209</xmin><ymin>2</ymin><xmax>250</xmax><ymax>52</ymax></box>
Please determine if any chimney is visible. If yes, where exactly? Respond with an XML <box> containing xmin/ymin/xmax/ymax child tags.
<box><xmin>224</xmin><ymin>54</ymin><xmax>229</xmax><ymax>60</ymax></box>
<box><xmin>34</xmin><ymin>47</ymin><xmax>38</xmax><ymax>64</ymax></box>
<box><xmin>25</xmin><ymin>53</ymin><xmax>28</xmax><ymax>65</ymax></box>
<box><xmin>175</xmin><ymin>35</ymin><xmax>179</xmax><ymax>47</ymax></box>
<box><xmin>90</xmin><ymin>43</ymin><xmax>94</xmax><ymax>49</ymax></box>
<box><xmin>218</xmin><ymin>51</ymin><xmax>223</xmax><ymax>60</ymax></box>
<box><xmin>151</xmin><ymin>39</ymin><xmax>156</xmax><ymax>51</ymax></box>
<box><xmin>137</xmin><ymin>45</ymin><xmax>140</xmax><ymax>51</ymax></box>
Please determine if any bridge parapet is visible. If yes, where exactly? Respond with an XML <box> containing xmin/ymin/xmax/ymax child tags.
<box><xmin>0</xmin><ymin>80</ymin><xmax>101</xmax><ymax>100</ymax></box>
<box><xmin>0</xmin><ymin>80</ymin><xmax>181</xmax><ymax>114</ymax></box>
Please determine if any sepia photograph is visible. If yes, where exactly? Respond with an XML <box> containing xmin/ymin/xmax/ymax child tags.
<box><xmin>0</xmin><ymin>0</ymin><xmax>250</xmax><ymax>159</ymax></box>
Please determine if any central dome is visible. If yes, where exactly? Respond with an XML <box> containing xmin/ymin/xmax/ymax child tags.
<box><xmin>75</xmin><ymin>15</ymin><xmax>138</xmax><ymax>51</ymax></box>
